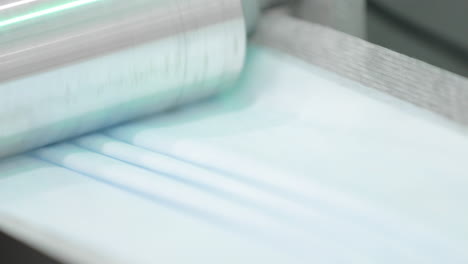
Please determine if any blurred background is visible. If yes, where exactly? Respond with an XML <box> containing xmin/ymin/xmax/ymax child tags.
<box><xmin>367</xmin><ymin>0</ymin><xmax>468</xmax><ymax>78</ymax></box>
<box><xmin>297</xmin><ymin>0</ymin><xmax>468</xmax><ymax>77</ymax></box>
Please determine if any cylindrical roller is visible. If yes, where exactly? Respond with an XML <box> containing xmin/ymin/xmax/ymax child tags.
<box><xmin>0</xmin><ymin>0</ymin><xmax>246</xmax><ymax>158</ymax></box>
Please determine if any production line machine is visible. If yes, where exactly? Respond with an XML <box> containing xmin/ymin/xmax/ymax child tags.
<box><xmin>0</xmin><ymin>0</ymin><xmax>467</xmax><ymax>263</ymax></box>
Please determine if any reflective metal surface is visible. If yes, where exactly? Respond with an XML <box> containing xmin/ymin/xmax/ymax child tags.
<box><xmin>0</xmin><ymin>0</ymin><xmax>246</xmax><ymax>158</ymax></box>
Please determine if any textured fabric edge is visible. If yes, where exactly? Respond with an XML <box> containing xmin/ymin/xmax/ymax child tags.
<box><xmin>253</xmin><ymin>9</ymin><xmax>468</xmax><ymax>126</ymax></box>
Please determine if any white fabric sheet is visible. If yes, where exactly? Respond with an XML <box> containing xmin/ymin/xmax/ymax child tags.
<box><xmin>1</xmin><ymin>46</ymin><xmax>468</xmax><ymax>263</ymax></box>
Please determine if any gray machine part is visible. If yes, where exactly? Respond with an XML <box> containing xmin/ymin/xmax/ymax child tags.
<box><xmin>368</xmin><ymin>0</ymin><xmax>468</xmax><ymax>78</ymax></box>
<box><xmin>254</xmin><ymin>9</ymin><xmax>468</xmax><ymax>126</ymax></box>
<box><xmin>243</xmin><ymin>0</ymin><xmax>289</xmax><ymax>32</ymax></box>
<box><xmin>371</xmin><ymin>0</ymin><xmax>468</xmax><ymax>53</ymax></box>
<box><xmin>295</xmin><ymin>0</ymin><xmax>367</xmax><ymax>38</ymax></box>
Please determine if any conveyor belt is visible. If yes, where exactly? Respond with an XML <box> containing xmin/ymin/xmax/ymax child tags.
<box><xmin>1</xmin><ymin>46</ymin><xmax>468</xmax><ymax>264</ymax></box>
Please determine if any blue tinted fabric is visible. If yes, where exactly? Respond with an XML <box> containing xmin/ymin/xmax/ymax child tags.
<box><xmin>1</xmin><ymin>46</ymin><xmax>468</xmax><ymax>263</ymax></box>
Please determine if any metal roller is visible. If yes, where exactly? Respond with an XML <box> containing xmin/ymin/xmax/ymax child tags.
<box><xmin>0</xmin><ymin>0</ymin><xmax>247</xmax><ymax>158</ymax></box>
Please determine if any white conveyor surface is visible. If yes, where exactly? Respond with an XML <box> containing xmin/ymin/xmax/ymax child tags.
<box><xmin>1</xmin><ymin>46</ymin><xmax>468</xmax><ymax>264</ymax></box>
